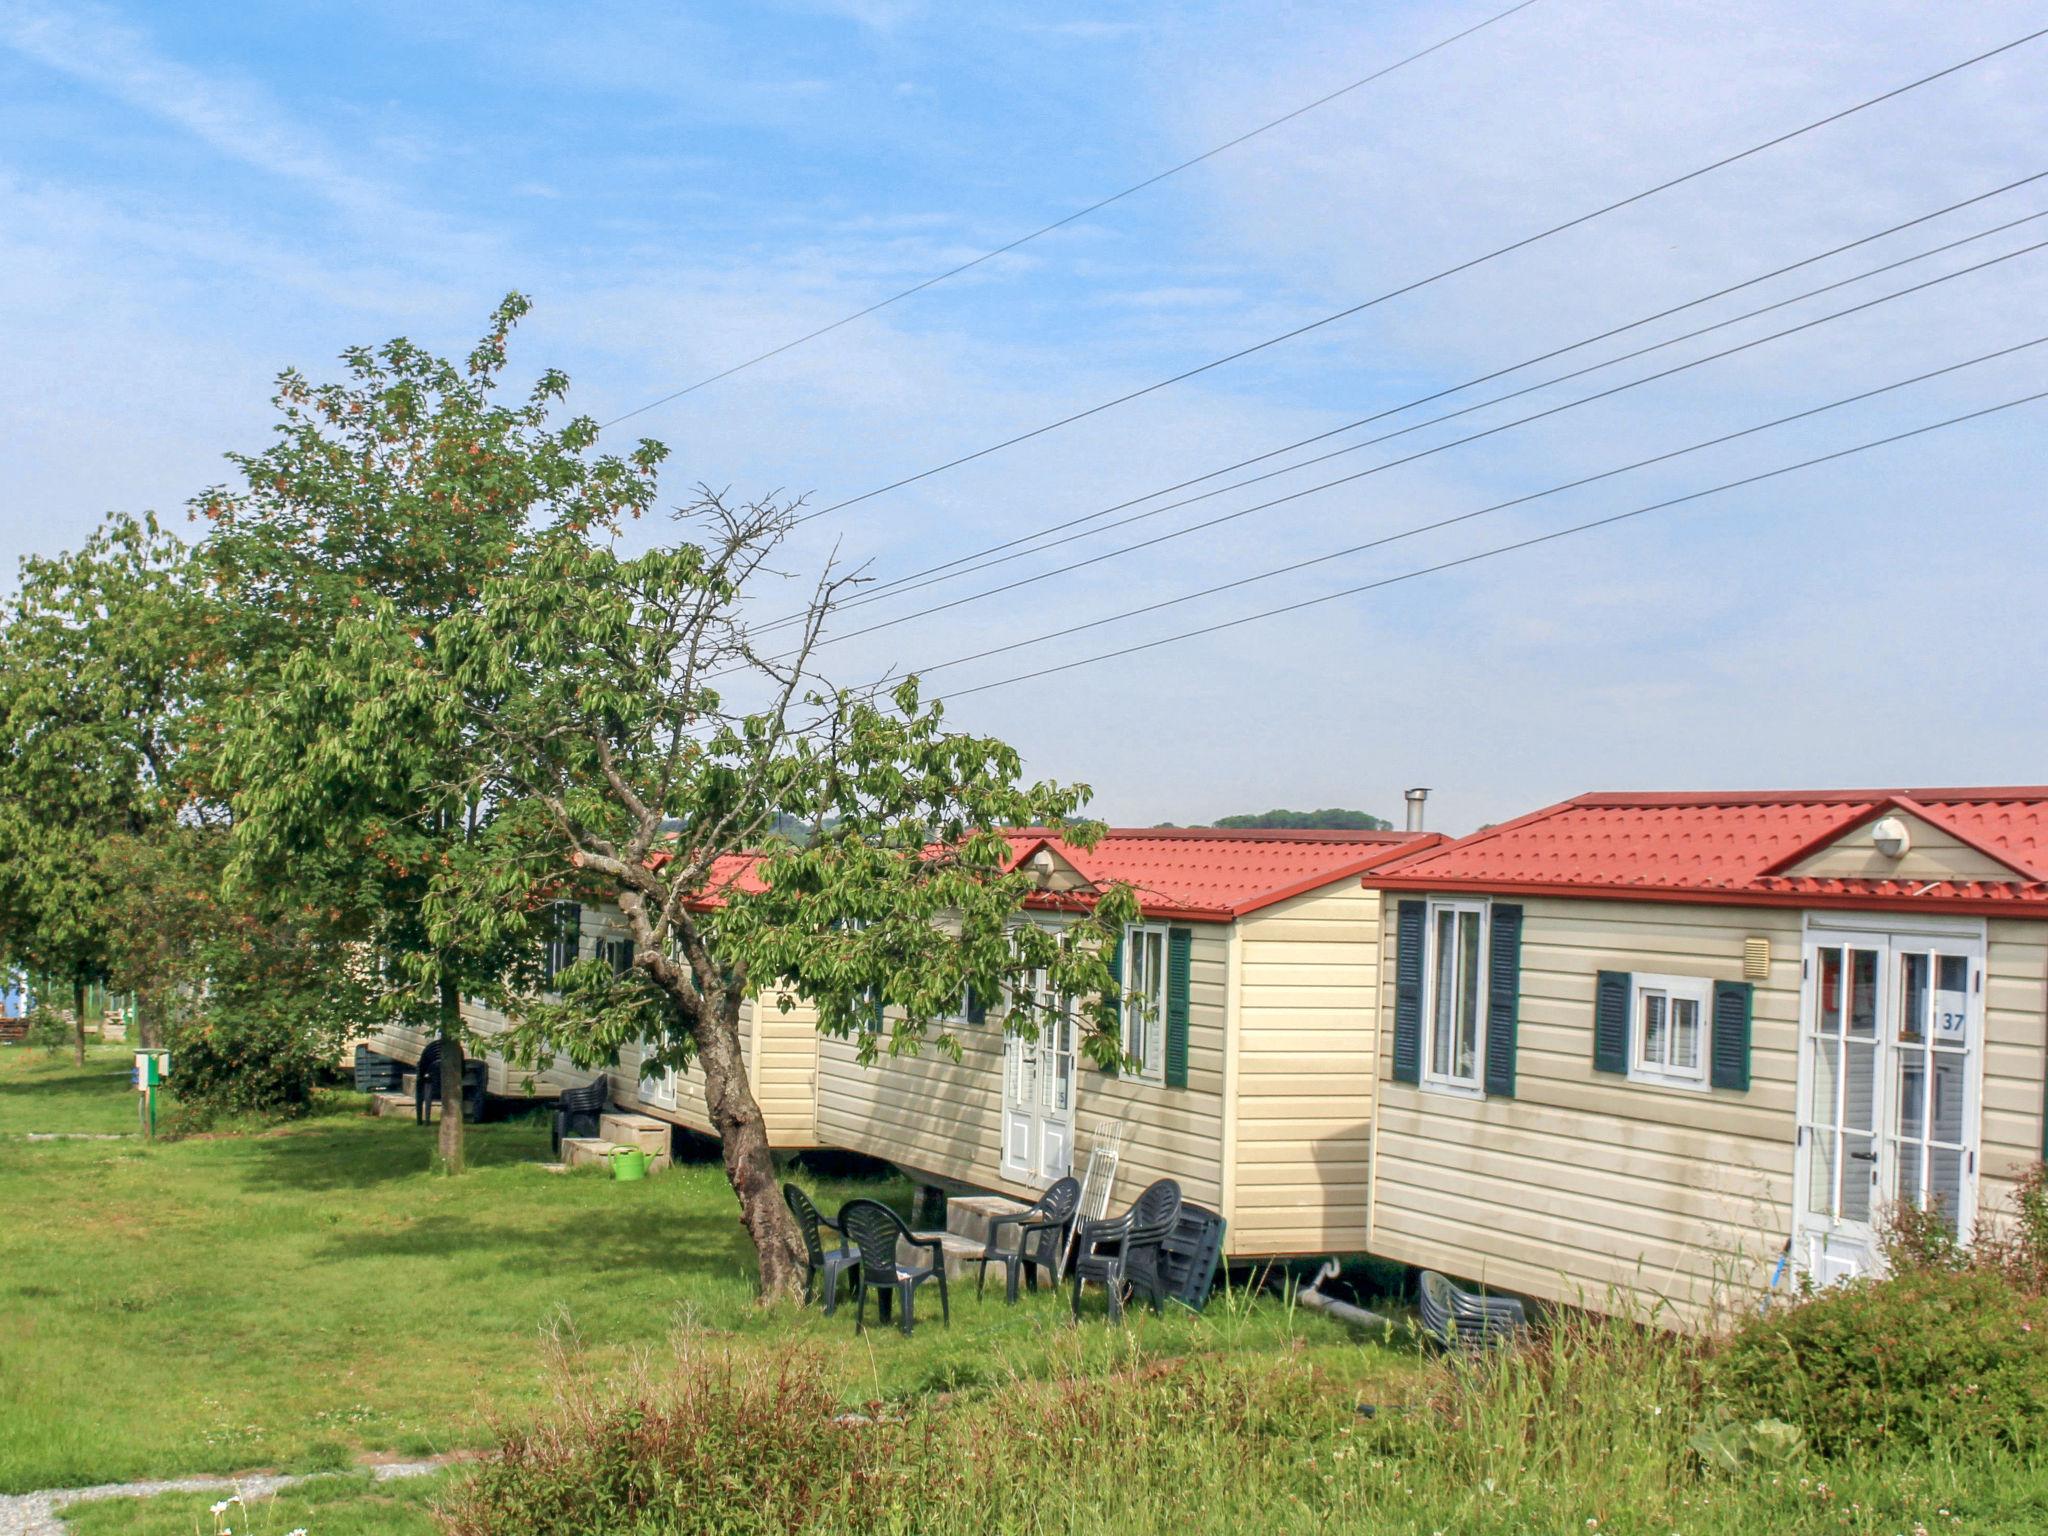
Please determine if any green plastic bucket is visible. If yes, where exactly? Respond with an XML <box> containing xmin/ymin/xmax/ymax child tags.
<box><xmin>608</xmin><ymin>1147</ymin><xmax>649</xmax><ymax>1182</ymax></box>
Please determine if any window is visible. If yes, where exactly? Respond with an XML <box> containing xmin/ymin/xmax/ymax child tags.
<box><xmin>540</xmin><ymin>902</ymin><xmax>582</xmax><ymax>991</ymax></box>
<box><xmin>1629</xmin><ymin>973</ymin><xmax>1711</xmax><ymax>1090</ymax></box>
<box><xmin>596</xmin><ymin>936</ymin><xmax>636</xmax><ymax>978</ymax></box>
<box><xmin>1121</xmin><ymin>923</ymin><xmax>1169</xmax><ymax>1085</ymax></box>
<box><xmin>1423</xmin><ymin>901</ymin><xmax>1488</xmax><ymax>1095</ymax></box>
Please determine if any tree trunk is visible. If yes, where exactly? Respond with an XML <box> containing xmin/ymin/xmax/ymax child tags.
<box><xmin>433</xmin><ymin>975</ymin><xmax>466</xmax><ymax>1175</ymax></box>
<box><xmin>692</xmin><ymin>997</ymin><xmax>807</xmax><ymax>1301</ymax></box>
<box><xmin>72</xmin><ymin>978</ymin><xmax>86</xmax><ymax>1067</ymax></box>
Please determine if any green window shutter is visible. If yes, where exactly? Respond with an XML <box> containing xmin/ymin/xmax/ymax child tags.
<box><xmin>1594</xmin><ymin>970</ymin><xmax>1632</xmax><ymax>1074</ymax></box>
<box><xmin>1392</xmin><ymin>900</ymin><xmax>1425</xmax><ymax>1085</ymax></box>
<box><xmin>1098</xmin><ymin>929</ymin><xmax>1124</xmax><ymax>1073</ymax></box>
<box><xmin>1484</xmin><ymin>904</ymin><xmax>1522</xmax><ymax>1098</ymax></box>
<box><xmin>1164</xmin><ymin>927</ymin><xmax>1192</xmax><ymax>1089</ymax></box>
<box><xmin>965</xmin><ymin>987</ymin><xmax>987</xmax><ymax>1026</ymax></box>
<box><xmin>1711</xmin><ymin>980</ymin><xmax>1753</xmax><ymax>1092</ymax></box>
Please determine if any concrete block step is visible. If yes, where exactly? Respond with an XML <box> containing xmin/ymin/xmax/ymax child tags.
<box><xmin>945</xmin><ymin>1193</ymin><xmax>1032</xmax><ymax>1249</ymax></box>
<box><xmin>561</xmin><ymin>1136</ymin><xmax>672</xmax><ymax>1175</ymax></box>
<box><xmin>907</xmin><ymin>1230</ymin><xmax>990</xmax><ymax>1283</ymax></box>
<box><xmin>370</xmin><ymin>1091</ymin><xmax>414</xmax><ymax>1119</ymax></box>
<box><xmin>598</xmin><ymin>1112</ymin><xmax>672</xmax><ymax>1158</ymax></box>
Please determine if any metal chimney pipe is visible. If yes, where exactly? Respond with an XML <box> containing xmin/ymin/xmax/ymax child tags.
<box><xmin>1404</xmin><ymin>787</ymin><xmax>1430</xmax><ymax>833</ymax></box>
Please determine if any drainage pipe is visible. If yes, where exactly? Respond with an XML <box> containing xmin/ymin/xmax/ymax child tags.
<box><xmin>1295</xmin><ymin>1259</ymin><xmax>1393</xmax><ymax>1332</ymax></box>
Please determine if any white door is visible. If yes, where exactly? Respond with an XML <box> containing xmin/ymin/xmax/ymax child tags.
<box><xmin>999</xmin><ymin>962</ymin><xmax>1078</xmax><ymax>1185</ymax></box>
<box><xmin>1000</xmin><ymin>1029</ymin><xmax>1040</xmax><ymax>1183</ymax></box>
<box><xmin>1795</xmin><ymin>928</ymin><xmax>1983</xmax><ymax>1282</ymax></box>
<box><xmin>640</xmin><ymin>1041</ymin><xmax>677</xmax><ymax>1110</ymax></box>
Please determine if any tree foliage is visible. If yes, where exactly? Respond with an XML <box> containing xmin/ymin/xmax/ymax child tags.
<box><xmin>1208</xmin><ymin>808</ymin><xmax>1392</xmax><ymax>831</ymax></box>
<box><xmin>199</xmin><ymin>294</ymin><xmax>665</xmax><ymax>1171</ymax></box>
<box><xmin>0</xmin><ymin>512</ymin><xmax>204</xmax><ymax>1055</ymax></box>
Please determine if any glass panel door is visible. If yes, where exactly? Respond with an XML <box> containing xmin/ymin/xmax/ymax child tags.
<box><xmin>1887</xmin><ymin>947</ymin><xmax>1978</xmax><ymax>1240</ymax></box>
<box><xmin>1798</xmin><ymin>930</ymin><xmax>1983</xmax><ymax>1281</ymax></box>
<box><xmin>1797</xmin><ymin>941</ymin><xmax>1885</xmax><ymax>1279</ymax></box>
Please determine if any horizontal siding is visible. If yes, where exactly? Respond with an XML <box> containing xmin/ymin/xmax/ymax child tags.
<box><xmin>1369</xmin><ymin>896</ymin><xmax>1805</xmax><ymax>1324</ymax></box>
<box><xmin>1229</xmin><ymin>883</ymin><xmax>1379</xmax><ymax>1255</ymax></box>
<box><xmin>369</xmin><ymin>902</ymin><xmax>818</xmax><ymax>1147</ymax></box>
<box><xmin>1983</xmin><ymin>921</ymin><xmax>2047</xmax><ymax>1205</ymax></box>
<box><xmin>814</xmin><ymin>920</ymin><xmax>1229</xmax><ymax>1218</ymax></box>
<box><xmin>1369</xmin><ymin>894</ymin><xmax>2048</xmax><ymax>1323</ymax></box>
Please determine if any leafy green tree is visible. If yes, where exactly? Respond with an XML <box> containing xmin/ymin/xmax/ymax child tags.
<box><xmin>201</xmin><ymin>296</ymin><xmax>665</xmax><ymax>1173</ymax></box>
<box><xmin>0</xmin><ymin>513</ymin><xmax>200</xmax><ymax>1060</ymax></box>
<box><xmin>436</xmin><ymin>490</ymin><xmax>1136</xmax><ymax>1298</ymax></box>
<box><xmin>1209</xmin><ymin>807</ymin><xmax>1392</xmax><ymax>831</ymax></box>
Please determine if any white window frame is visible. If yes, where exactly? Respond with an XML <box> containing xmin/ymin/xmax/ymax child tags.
<box><xmin>1627</xmin><ymin>972</ymin><xmax>1712</xmax><ymax>1091</ymax></box>
<box><xmin>1121</xmin><ymin>922</ymin><xmax>1170</xmax><ymax>1086</ymax></box>
<box><xmin>1420</xmin><ymin>899</ymin><xmax>1489</xmax><ymax>1098</ymax></box>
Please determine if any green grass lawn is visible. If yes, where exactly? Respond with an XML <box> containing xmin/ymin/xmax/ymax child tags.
<box><xmin>0</xmin><ymin>1045</ymin><xmax>162</xmax><ymax>1136</ymax></box>
<box><xmin>0</xmin><ymin>1043</ymin><xmax>1391</xmax><ymax>1502</ymax></box>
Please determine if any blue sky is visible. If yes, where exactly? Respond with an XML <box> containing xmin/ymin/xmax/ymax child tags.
<box><xmin>4</xmin><ymin>0</ymin><xmax>2046</xmax><ymax>831</ymax></box>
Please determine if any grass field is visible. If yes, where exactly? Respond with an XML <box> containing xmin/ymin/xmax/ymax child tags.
<box><xmin>15</xmin><ymin>1042</ymin><xmax>2046</xmax><ymax>1536</ymax></box>
<box><xmin>0</xmin><ymin>1043</ymin><xmax>1389</xmax><ymax>1503</ymax></box>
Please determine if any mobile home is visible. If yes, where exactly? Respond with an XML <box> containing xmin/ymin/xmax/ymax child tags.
<box><xmin>817</xmin><ymin>826</ymin><xmax>1433</xmax><ymax>1258</ymax></box>
<box><xmin>1361</xmin><ymin>787</ymin><xmax>2048</xmax><ymax>1321</ymax></box>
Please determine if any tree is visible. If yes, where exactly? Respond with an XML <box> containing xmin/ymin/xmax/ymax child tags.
<box><xmin>0</xmin><ymin>514</ymin><xmax>200</xmax><ymax>1060</ymax></box>
<box><xmin>1209</xmin><ymin>807</ymin><xmax>1392</xmax><ymax>831</ymax></box>
<box><xmin>201</xmin><ymin>295</ymin><xmax>666</xmax><ymax>1173</ymax></box>
<box><xmin>436</xmin><ymin>491</ymin><xmax>1135</xmax><ymax>1299</ymax></box>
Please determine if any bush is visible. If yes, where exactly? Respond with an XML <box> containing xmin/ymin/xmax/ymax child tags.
<box><xmin>443</xmin><ymin>1345</ymin><xmax>918</xmax><ymax>1536</ymax></box>
<box><xmin>163</xmin><ymin>1007</ymin><xmax>326</xmax><ymax>1123</ymax></box>
<box><xmin>1712</xmin><ymin>1260</ymin><xmax>2048</xmax><ymax>1457</ymax></box>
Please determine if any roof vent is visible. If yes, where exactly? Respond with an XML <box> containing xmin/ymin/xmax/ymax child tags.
<box><xmin>1871</xmin><ymin>815</ymin><xmax>1912</xmax><ymax>860</ymax></box>
<box><xmin>1404</xmin><ymin>787</ymin><xmax>1430</xmax><ymax>833</ymax></box>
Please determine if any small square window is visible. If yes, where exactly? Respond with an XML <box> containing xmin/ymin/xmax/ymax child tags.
<box><xmin>1629</xmin><ymin>974</ymin><xmax>1711</xmax><ymax>1090</ymax></box>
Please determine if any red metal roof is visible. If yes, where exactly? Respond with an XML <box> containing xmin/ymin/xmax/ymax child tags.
<box><xmin>1008</xmin><ymin>826</ymin><xmax>1436</xmax><ymax>922</ymax></box>
<box><xmin>670</xmin><ymin>828</ymin><xmax>1437</xmax><ymax>921</ymax></box>
<box><xmin>1366</xmin><ymin>788</ymin><xmax>2048</xmax><ymax>915</ymax></box>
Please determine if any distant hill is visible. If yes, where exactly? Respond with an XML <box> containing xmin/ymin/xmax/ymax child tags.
<box><xmin>1206</xmin><ymin>808</ymin><xmax>1393</xmax><ymax>832</ymax></box>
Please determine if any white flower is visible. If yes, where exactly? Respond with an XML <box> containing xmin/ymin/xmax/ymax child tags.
<box><xmin>211</xmin><ymin>1500</ymin><xmax>234</xmax><ymax>1515</ymax></box>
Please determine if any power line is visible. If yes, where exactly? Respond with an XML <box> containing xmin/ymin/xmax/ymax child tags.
<box><xmin>781</xmin><ymin>25</ymin><xmax>2048</xmax><ymax>525</ymax></box>
<box><xmin>932</xmin><ymin>387</ymin><xmax>2048</xmax><ymax>699</ymax></box>
<box><xmin>747</xmin><ymin>170</ymin><xmax>2048</xmax><ymax>637</ymax></box>
<box><xmin>901</xmin><ymin>336</ymin><xmax>2045</xmax><ymax>680</ymax></box>
<box><xmin>599</xmin><ymin>0</ymin><xmax>1548</xmax><ymax>428</ymax></box>
<box><xmin>790</xmin><ymin>230</ymin><xmax>2048</xmax><ymax>658</ymax></box>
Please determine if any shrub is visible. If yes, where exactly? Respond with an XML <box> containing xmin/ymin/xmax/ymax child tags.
<box><xmin>164</xmin><ymin>1007</ymin><xmax>326</xmax><ymax>1123</ymax></box>
<box><xmin>1711</xmin><ymin>1263</ymin><xmax>2048</xmax><ymax>1456</ymax></box>
<box><xmin>441</xmin><ymin>1345</ymin><xmax>919</xmax><ymax>1536</ymax></box>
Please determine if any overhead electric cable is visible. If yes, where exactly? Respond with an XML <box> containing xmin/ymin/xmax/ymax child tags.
<box><xmin>933</xmin><ymin>388</ymin><xmax>2048</xmax><ymax>698</ymax></box>
<box><xmin>778</xmin><ymin>25</ymin><xmax>2048</xmax><ymax>525</ymax></box>
<box><xmin>601</xmin><ymin>0</ymin><xmax>1548</xmax><ymax>426</ymax></box>
<box><xmin>783</xmin><ymin>232</ymin><xmax>2048</xmax><ymax>657</ymax></box>
<box><xmin>746</xmin><ymin>169</ymin><xmax>2048</xmax><ymax>637</ymax></box>
<box><xmin>897</xmin><ymin>335</ymin><xmax>2046</xmax><ymax>679</ymax></box>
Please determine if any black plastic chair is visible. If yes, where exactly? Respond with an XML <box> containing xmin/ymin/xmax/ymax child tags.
<box><xmin>1155</xmin><ymin>1201</ymin><xmax>1228</xmax><ymax>1313</ymax></box>
<box><xmin>1070</xmin><ymin>1178</ymin><xmax>1182</xmax><ymax>1323</ymax></box>
<box><xmin>785</xmin><ymin>1184</ymin><xmax>863</xmax><ymax>1314</ymax></box>
<box><xmin>977</xmin><ymin>1177</ymin><xmax>1081</xmax><ymax>1303</ymax></box>
<box><xmin>840</xmin><ymin>1199</ymin><xmax>949</xmax><ymax>1336</ymax></box>
<box><xmin>415</xmin><ymin>1040</ymin><xmax>488</xmax><ymax>1126</ymax></box>
<box><xmin>551</xmin><ymin>1076</ymin><xmax>610</xmax><ymax>1155</ymax></box>
<box><xmin>1417</xmin><ymin>1270</ymin><xmax>1527</xmax><ymax>1353</ymax></box>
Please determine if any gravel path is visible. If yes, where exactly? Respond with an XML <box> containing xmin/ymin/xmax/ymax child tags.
<box><xmin>0</xmin><ymin>1460</ymin><xmax>447</xmax><ymax>1536</ymax></box>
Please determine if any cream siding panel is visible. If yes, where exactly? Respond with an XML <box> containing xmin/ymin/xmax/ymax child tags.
<box><xmin>1369</xmin><ymin>892</ymin><xmax>2048</xmax><ymax>1323</ymax></box>
<box><xmin>1982</xmin><ymin>920</ymin><xmax>2048</xmax><ymax>1212</ymax></box>
<box><xmin>1369</xmin><ymin>895</ymin><xmax>1804</xmax><ymax>1323</ymax></box>
<box><xmin>1787</xmin><ymin>812</ymin><xmax>2024</xmax><ymax>881</ymax></box>
<box><xmin>1228</xmin><ymin>883</ymin><xmax>1380</xmax><ymax>1256</ymax></box>
<box><xmin>813</xmin><ymin>921</ymin><xmax>1231</xmax><ymax>1216</ymax></box>
<box><xmin>370</xmin><ymin>901</ymin><xmax>819</xmax><ymax>1147</ymax></box>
